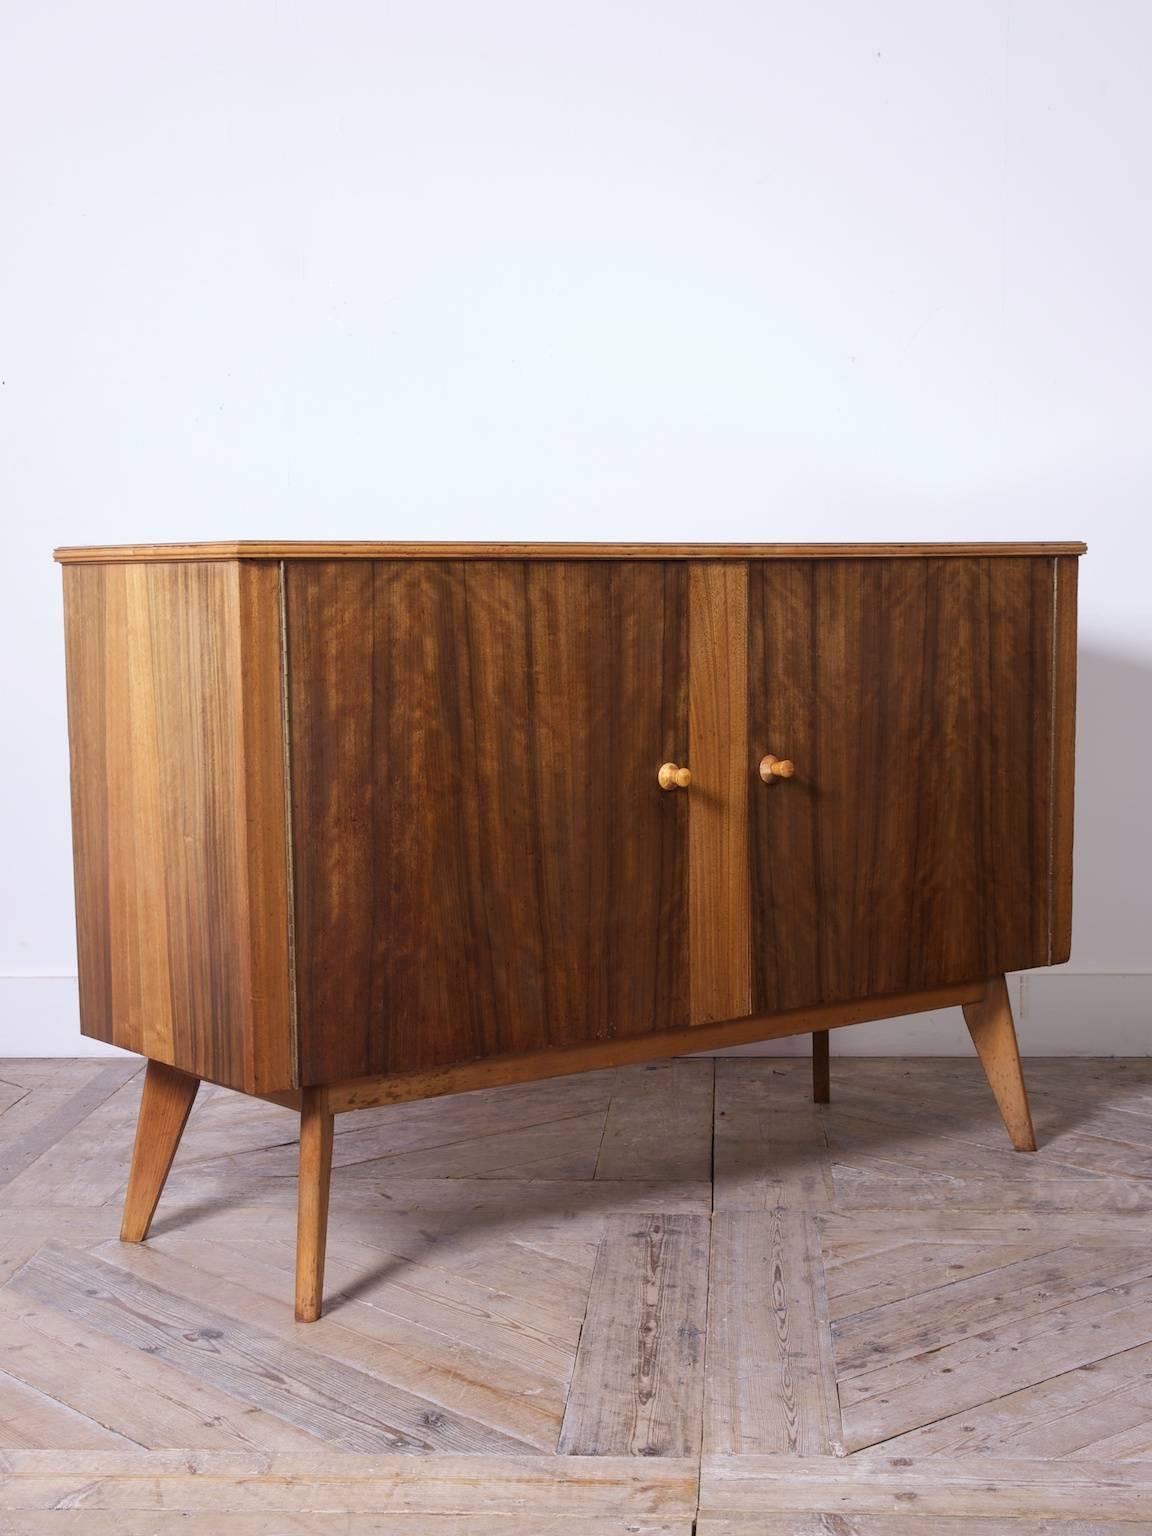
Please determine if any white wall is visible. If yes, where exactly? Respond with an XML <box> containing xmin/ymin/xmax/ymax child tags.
<box><xmin>3</xmin><ymin>0</ymin><xmax>1150</xmax><ymax>1058</ymax></box>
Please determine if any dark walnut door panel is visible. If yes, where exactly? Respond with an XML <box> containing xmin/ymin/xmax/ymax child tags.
<box><xmin>286</xmin><ymin>560</ymin><xmax>690</xmax><ymax>1083</ymax></box>
<box><xmin>749</xmin><ymin>556</ymin><xmax>1077</xmax><ymax>1013</ymax></box>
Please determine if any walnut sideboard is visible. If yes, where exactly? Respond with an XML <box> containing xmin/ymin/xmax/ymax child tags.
<box><xmin>54</xmin><ymin>540</ymin><xmax>1084</xmax><ymax>1320</ymax></box>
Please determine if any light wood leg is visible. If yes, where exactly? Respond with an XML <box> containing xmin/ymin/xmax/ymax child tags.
<box><xmin>120</xmin><ymin>1059</ymin><xmax>200</xmax><ymax>1243</ymax></box>
<box><xmin>812</xmin><ymin>1030</ymin><xmax>830</xmax><ymax>1103</ymax></box>
<box><xmin>295</xmin><ymin>1087</ymin><xmax>334</xmax><ymax>1322</ymax></box>
<box><xmin>963</xmin><ymin>975</ymin><xmax>1037</xmax><ymax>1152</ymax></box>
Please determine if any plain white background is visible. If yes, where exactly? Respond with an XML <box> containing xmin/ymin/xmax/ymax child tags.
<box><xmin>2</xmin><ymin>1</ymin><xmax>1149</xmax><ymax>1056</ymax></box>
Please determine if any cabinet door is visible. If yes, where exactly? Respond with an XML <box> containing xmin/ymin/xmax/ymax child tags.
<box><xmin>748</xmin><ymin>557</ymin><xmax>1077</xmax><ymax>1012</ymax></box>
<box><xmin>287</xmin><ymin>559</ymin><xmax>693</xmax><ymax>1082</ymax></box>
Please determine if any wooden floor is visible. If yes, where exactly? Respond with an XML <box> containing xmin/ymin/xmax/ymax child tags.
<box><xmin>3</xmin><ymin>1055</ymin><xmax>1152</xmax><ymax>1532</ymax></box>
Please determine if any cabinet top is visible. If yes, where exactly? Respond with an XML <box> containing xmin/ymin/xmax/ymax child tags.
<box><xmin>54</xmin><ymin>540</ymin><xmax>1087</xmax><ymax>565</ymax></box>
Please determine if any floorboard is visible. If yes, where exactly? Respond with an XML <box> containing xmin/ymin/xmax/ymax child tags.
<box><xmin>3</xmin><ymin>1055</ymin><xmax>1152</xmax><ymax>1528</ymax></box>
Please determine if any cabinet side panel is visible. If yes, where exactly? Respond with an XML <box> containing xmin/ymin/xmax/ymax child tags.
<box><xmin>287</xmin><ymin>559</ymin><xmax>690</xmax><ymax>1084</ymax></box>
<box><xmin>1049</xmin><ymin>555</ymin><xmax>1079</xmax><ymax>963</ymax></box>
<box><xmin>982</xmin><ymin>555</ymin><xmax>1057</xmax><ymax>970</ymax></box>
<box><xmin>749</xmin><ymin>557</ymin><xmax>1058</xmax><ymax>1012</ymax></box>
<box><xmin>63</xmin><ymin>566</ymin><xmax>116</xmax><ymax>1045</ymax></box>
<box><xmin>61</xmin><ymin>562</ymin><xmax>293</xmax><ymax>1092</ymax></box>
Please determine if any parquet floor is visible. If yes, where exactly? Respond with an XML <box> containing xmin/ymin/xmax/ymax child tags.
<box><xmin>3</xmin><ymin>1055</ymin><xmax>1152</xmax><ymax>1532</ymax></box>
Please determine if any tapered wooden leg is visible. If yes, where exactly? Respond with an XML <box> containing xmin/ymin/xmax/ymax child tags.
<box><xmin>812</xmin><ymin>1030</ymin><xmax>830</xmax><ymax>1103</ymax></box>
<box><xmin>963</xmin><ymin>975</ymin><xmax>1037</xmax><ymax>1152</ymax></box>
<box><xmin>120</xmin><ymin>1059</ymin><xmax>200</xmax><ymax>1243</ymax></box>
<box><xmin>295</xmin><ymin>1087</ymin><xmax>334</xmax><ymax>1322</ymax></box>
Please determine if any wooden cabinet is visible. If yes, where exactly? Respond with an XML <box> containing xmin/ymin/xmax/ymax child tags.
<box><xmin>56</xmin><ymin>540</ymin><xmax>1083</xmax><ymax>1319</ymax></box>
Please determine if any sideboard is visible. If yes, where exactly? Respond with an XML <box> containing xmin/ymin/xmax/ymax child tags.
<box><xmin>54</xmin><ymin>540</ymin><xmax>1084</xmax><ymax>1320</ymax></box>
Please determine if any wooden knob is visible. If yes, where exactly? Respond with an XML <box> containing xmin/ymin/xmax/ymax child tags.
<box><xmin>658</xmin><ymin>762</ymin><xmax>692</xmax><ymax>790</ymax></box>
<box><xmin>759</xmin><ymin>754</ymin><xmax>795</xmax><ymax>783</ymax></box>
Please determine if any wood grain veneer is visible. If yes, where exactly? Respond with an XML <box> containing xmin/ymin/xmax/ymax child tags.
<box><xmin>56</xmin><ymin>540</ymin><xmax>1088</xmax><ymax>564</ymax></box>
<box><xmin>286</xmin><ymin>559</ymin><xmax>691</xmax><ymax>1084</ymax></box>
<box><xmin>747</xmin><ymin>556</ymin><xmax>1071</xmax><ymax>1013</ymax></box>
<box><xmin>687</xmin><ymin>563</ymin><xmax>751</xmax><ymax>1024</ymax></box>
<box><xmin>62</xmin><ymin>560</ymin><xmax>293</xmax><ymax>1094</ymax></box>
